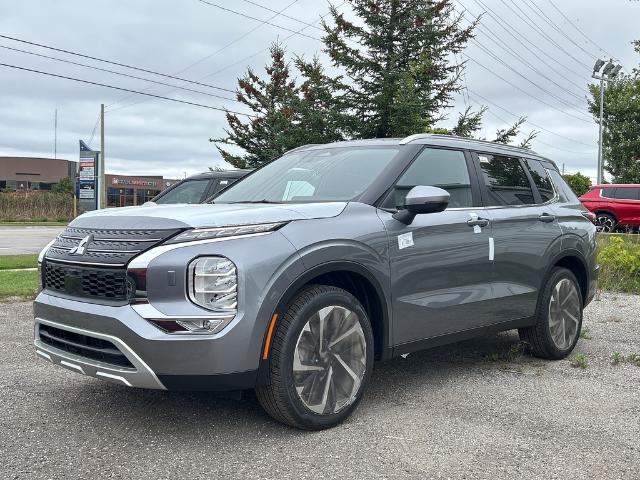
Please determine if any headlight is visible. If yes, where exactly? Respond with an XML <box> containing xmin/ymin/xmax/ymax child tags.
<box><xmin>188</xmin><ymin>256</ymin><xmax>238</xmax><ymax>313</ymax></box>
<box><xmin>167</xmin><ymin>222</ymin><xmax>285</xmax><ymax>244</ymax></box>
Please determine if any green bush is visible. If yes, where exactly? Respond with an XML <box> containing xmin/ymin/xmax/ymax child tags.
<box><xmin>597</xmin><ymin>234</ymin><xmax>640</xmax><ymax>294</ymax></box>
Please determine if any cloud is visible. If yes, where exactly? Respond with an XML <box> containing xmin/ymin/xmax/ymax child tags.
<box><xmin>0</xmin><ymin>0</ymin><xmax>637</xmax><ymax>182</ymax></box>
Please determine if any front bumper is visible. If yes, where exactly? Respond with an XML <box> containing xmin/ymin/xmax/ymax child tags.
<box><xmin>33</xmin><ymin>292</ymin><xmax>259</xmax><ymax>391</ymax></box>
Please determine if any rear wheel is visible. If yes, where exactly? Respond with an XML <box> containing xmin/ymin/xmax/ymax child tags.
<box><xmin>519</xmin><ymin>267</ymin><xmax>583</xmax><ymax>359</ymax></box>
<box><xmin>256</xmin><ymin>285</ymin><xmax>374</xmax><ymax>430</ymax></box>
<box><xmin>596</xmin><ymin>213</ymin><xmax>617</xmax><ymax>233</ymax></box>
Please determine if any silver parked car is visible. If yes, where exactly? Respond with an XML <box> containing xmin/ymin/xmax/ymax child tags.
<box><xmin>34</xmin><ymin>134</ymin><xmax>598</xmax><ymax>430</ymax></box>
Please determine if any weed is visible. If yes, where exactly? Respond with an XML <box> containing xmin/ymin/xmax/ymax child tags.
<box><xmin>579</xmin><ymin>328</ymin><xmax>592</xmax><ymax>340</ymax></box>
<box><xmin>627</xmin><ymin>354</ymin><xmax>640</xmax><ymax>367</ymax></box>
<box><xmin>485</xmin><ymin>342</ymin><xmax>525</xmax><ymax>363</ymax></box>
<box><xmin>569</xmin><ymin>352</ymin><xmax>588</xmax><ymax>369</ymax></box>
<box><xmin>611</xmin><ymin>352</ymin><xmax>623</xmax><ymax>365</ymax></box>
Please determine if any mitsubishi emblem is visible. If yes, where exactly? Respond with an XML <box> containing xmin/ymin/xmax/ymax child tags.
<box><xmin>69</xmin><ymin>235</ymin><xmax>92</xmax><ymax>256</ymax></box>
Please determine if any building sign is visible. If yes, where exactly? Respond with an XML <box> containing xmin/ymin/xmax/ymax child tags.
<box><xmin>112</xmin><ymin>178</ymin><xmax>158</xmax><ymax>187</ymax></box>
<box><xmin>78</xmin><ymin>140</ymin><xmax>100</xmax><ymax>210</ymax></box>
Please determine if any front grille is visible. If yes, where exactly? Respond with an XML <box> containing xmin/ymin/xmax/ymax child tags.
<box><xmin>38</xmin><ymin>324</ymin><xmax>134</xmax><ymax>369</ymax></box>
<box><xmin>45</xmin><ymin>226</ymin><xmax>181</xmax><ymax>266</ymax></box>
<box><xmin>44</xmin><ymin>261</ymin><xmax>129</xmax><ymax>302</ymax></box>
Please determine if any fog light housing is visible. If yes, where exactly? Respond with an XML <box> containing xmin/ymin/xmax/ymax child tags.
<box><xmin>148</xmin><ymin>317</ymin><xmax>228</xmax><ymax>334</ymax></box>
<box><xmin>188</xmin><ymin>256</ymin><xmax>238</xmax><ymax>313</ymax></box>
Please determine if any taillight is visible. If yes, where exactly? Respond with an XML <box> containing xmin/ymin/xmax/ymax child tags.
<box><xmin>581</xmin><ymin>211</ymin><xmax>597</xmax><ymax>224</ymax></box>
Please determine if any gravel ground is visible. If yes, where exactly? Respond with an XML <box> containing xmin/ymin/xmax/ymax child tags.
<box><xmin>1</xmin><ymin>294</ymin><xmax>639</xmax><ymax>479</ymax></box>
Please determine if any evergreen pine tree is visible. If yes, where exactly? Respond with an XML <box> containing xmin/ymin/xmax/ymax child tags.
<box><xmin>211</xmin><ymin>43</ymin><xmax>301</xmax><ymax>169</ymax></box>
<box><xmin>323</xmin><ymin>0</ymin><xmax>477</xmax><ymax>138</ymax></box>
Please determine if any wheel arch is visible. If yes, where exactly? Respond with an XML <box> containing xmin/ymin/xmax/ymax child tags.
<box><xmin>261</xmin><ymin>261</ymin><xmax>391</xmax><ymax>366</ymax></box>
<box><xmin>547</xmin><ymin>250</ymin><xmax>589</xmax><ymax>303</ymax></box>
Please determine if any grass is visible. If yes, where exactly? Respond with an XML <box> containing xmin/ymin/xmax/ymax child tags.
<box><xmin>0</xmin><ymin>254</ymin><xmax>38</xmax><ymax>270</ymax></box>
<box><xmin>569</xmin><ymin>352</ymin><xmax>588</xmax><ymax>369</ymax></box>
<box><xmin>0</xmin><ymin>270</ymin><xmax>38</xmax><ymax>301</ymax></box>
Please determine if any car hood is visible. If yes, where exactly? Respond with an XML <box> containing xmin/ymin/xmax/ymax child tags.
<box><xmin>70</xmin><ymin>202</ymin><xmax>348</xmax><ymax>230</ymax></box>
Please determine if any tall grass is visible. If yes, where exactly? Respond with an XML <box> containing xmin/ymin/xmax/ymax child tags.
<box><xmin>597</xmin><ymin>234</ymin><xmax>640</xmax><ymax>294</ymax></box>
<box><xmin>0</xmin><ymin>191</ymin><xmax>73</xmax><ymax>221</ymax></box>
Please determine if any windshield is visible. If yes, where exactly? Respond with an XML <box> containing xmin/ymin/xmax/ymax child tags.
<box><xmin>214</xmin><ymin>146</ymin><xmax>400</xmax><ymax>204</ymax></box>
<box><xmin>155</xmin><ymin>179</ymin><xmax>210</xmax><ymax>204</ymax></box>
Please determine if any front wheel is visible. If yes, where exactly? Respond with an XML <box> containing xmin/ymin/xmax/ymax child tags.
<box><xmin>519</xmin><ymin>267</ymin><xmax>583</xmax><ymax>360</ymax></box>
<box><xmin>256</xmin><ymin>285</ymin><xmax>374</xmax><ymax>430</ymax></box>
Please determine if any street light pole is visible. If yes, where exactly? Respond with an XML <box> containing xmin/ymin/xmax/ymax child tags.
<box><xmin>592</xmin><ymin>59</ymin><xmax>622</xmax><ymax>185</ymax></box>
<box><xmin>597</xmin><ymin>75</ymin><xmax>605</xmax><ymax>185</ymax></box>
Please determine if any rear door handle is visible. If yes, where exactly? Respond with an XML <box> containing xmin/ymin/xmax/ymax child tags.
<box><xmin>538</xmin><ymin>213</ymin><xmax>556</xmax><ymax>223</ymax></box>
<box><xmin>467</xmin><ymin>218</ymin><xmax>489</xmax><ymax>227</ymax></box>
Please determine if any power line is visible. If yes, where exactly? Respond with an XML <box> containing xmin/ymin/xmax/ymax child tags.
<box><xmin>108</xmin><ymin>0</ymin><xmax>302</xmax><ymax>109</ymax></box>
<box><xmin>455</xmin><ymin>6</ymin><xmax>588</xmax><ymax>97</ymax></box>
<box><xmin>521</xmin><ymin>0</ymin><xmax>597</xmax><ymax>60</ymax></box>
<box><xmin>464</xmin><ymin>0</ymin><xmax>587</xmax><ymax>81</ymax></box>
<box><xmin>196</xmin><ymin>0</ymin><xmax>321</xmax><ymax>41</ymax></box>
<box><xmin>467</xmin><ymin>88</ymin><xmax>595</xmax><ymax>148</ymax></box>
<box><xmin>500</xmin><ymin>0</ymin><xmax>592</xmax><ymax>70</ymax></box>
<box><xmin>0</xmin><ymin>62</ymin><xmax>254</xmax><ymax>117</ymax></box>
<box><xmin>463</xmin><ymin>54</ymin><xmax>592</xmax><ymax>124</ymax></box>
<box><xmin>237</xmin><ymin>0</ymin><xmax>324</xmax><ymax>32</ymax></box>
<box><xmin>0</xmin><ymin>44</ymin><xmax>238</xmax><ymax>103</ymax></box>
<box><xmin>0</xmin><ymin>34</ymin><xmax>237</xmax><ymax>94</ymax></box>
<box><xmin>546</xmin><ymin>0</ymin><xmax>620</xmax><ymax>63</ymax></box>
<box><xmin>108</xmin><ymin>1</ymin><xmax>345</xmax><ymax>114</ymax></box>
<box><xmin>87</xmin><ymin>113</ymin><xmax>101</xmax><ymax>147</ymax></box>
<box><xmin>468</xmin><ymin>39</ymin><xmax>589</xmax><ymax>112</ymax></box>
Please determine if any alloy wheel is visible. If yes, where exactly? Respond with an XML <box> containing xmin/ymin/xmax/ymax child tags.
<box><xmin>597</xmin><ymin>215</ymin><xmax>615</xmax><ymax>233</ymax></box>
<box><xmin>548</xmin><ymin>278</ymin><xmax>581</xmax><ymax>350</ymax></box>
<box><xmin>292</xmin><ymin>305</ymin><xmax>366</xmax><ymax>415</ymax></box>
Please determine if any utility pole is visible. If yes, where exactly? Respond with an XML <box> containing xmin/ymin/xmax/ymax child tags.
<box><xmin>592</xmin><ymin>59</ymin><xmax>622</xmax><ymax>185</ymax></box>
<box><xmin>54</xmin><ymin>109</ymin><xmax>57</xmax><ymax>159</ymax></box>
<box><xmin>100</xmin><ymin>103</ymin><xmax>106</xmax><ymax>209</ymax></box>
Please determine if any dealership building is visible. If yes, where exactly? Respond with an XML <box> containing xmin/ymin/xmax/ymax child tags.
<box><xmin>1</xmin><ymin>156</ymin><xmax>179</xmax><ymax>207</ymax></box>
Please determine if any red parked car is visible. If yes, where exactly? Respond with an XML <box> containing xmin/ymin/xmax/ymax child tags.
<box><xmin>579</xmin><ymin>184</ymin><xmax>640</xmax><ymax>232</ymax></box>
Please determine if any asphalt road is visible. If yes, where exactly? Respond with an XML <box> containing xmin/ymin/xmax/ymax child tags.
<box><xmin>0</xmin><ymin>226</ymin><xmax>64</xmax><ymax>256</ymax></box>
<box><xmin>1</xmin><ymin>294</ymin><xmax>639</xmax><ymax>479</ymax></box>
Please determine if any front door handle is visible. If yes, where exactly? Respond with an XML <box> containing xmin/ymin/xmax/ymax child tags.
<box><xmin>467</xmin><ymin>218</ymin><xmax>489</xmax><ymax>227</ymax></box>
<box><xmin>538</xmin><ymin>213</ymin><xmax>556</xmax><ymax>223</ymax></box>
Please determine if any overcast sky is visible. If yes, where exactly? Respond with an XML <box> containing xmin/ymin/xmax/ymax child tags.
<box><xmin>0</xmin><ymin>0</ymin><xmax>638</xmax><ymax>181</ymax></box>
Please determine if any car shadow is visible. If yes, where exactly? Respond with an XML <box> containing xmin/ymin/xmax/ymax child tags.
<box><xmin>53</xmin><ymin>330</ymin><xmax>533</xmax><ymax>436</ymax></box>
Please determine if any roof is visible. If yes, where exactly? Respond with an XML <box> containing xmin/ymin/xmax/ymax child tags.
<box><xmin>592</xmin><ymin>184</ymin><xmax>640</xmax><ymax>188</ymax></box>
<box><xmin>290</xmin><ymin>134</ymin><xmax>552</xmax><ymax>164</ymax></box>
<box><xmin>185</xmin><ymin>169</ymin><xmax>251</xmax><ymax>180</ymax></box>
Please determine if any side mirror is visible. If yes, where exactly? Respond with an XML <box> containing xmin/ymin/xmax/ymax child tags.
<box><xmin>392</xmin><ymin>186</ymin><xmax>450</xmax><ymax>225</ymax></box>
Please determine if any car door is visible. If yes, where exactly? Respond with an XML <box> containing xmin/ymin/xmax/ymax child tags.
<box><xmin>474</xmin><ymin>153</ymin><xmax>562</xmax><ymax>322</ymax></box>
<box><xmin>377</xmin><ymin>147</ymin><xmax>496</xmax><ymax>347</ymax></box>
<box><xmin>612</xmin><ymin>187</ymin><xmax>640</xmax><ymax>226</ymax></box>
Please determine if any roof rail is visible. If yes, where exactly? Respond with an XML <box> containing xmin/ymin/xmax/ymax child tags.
<box><xmin>399</xmin><ymin>133</ymin><xmax>538</xmax><ymax>156</ymax></box>
<box><xmin>284</xmin><ymin>144</ymin><xmax>319</xmax><ymax>155</ymax></box>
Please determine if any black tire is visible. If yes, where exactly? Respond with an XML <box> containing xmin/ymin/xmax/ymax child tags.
<box><xmin>596</xmin><ymin>212</ymin><xmax>617</xmax><ymax>233</ymax></box>
<box><xmin>519</xmin><ymin>267</ymin><xmax>583</xmax><ymax>360</ymax></box>
<box><xmin>256</xmin><ymin>285</ymin><xmax>374</xmax><ymax>430</ymax></box>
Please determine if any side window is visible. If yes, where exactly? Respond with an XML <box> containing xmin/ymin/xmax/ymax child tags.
<box><xmin>525</xmin><ymin>160</ymin><xmax>556</xmax><ymax>203</ymax></box>
<box><xmin>601</xmin><ymin>187</ymin><xmax>616</xmax><ymax>198</ymax></box>
<box><xmin>392</xmin><ymin>148</ymin><xmax>472</xmax><ymax>209</ymax></box>
<box><xmin>154</xmin><ymin>179</ymin><xmax>210</xmax><ymax>204</ymax></box>
<box><xmin>547</xmin><ymin>169</ymin><xmax>580</xmax><ymax>203</ymax></box>
<box><xmin>613</xmin><ymin>188</ymin><xmax>640</xmax><ymax>200</ymax></box>
<box><xmin>478</xmin><ymin>154</ymin><xmax>534</xmax><ymax>206</ymax></box>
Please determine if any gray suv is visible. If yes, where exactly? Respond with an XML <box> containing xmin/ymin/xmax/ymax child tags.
<box><xmin>33</xmin><ymin>134</ymin><xmax>598</xmax><ymax>430</ymax></box>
